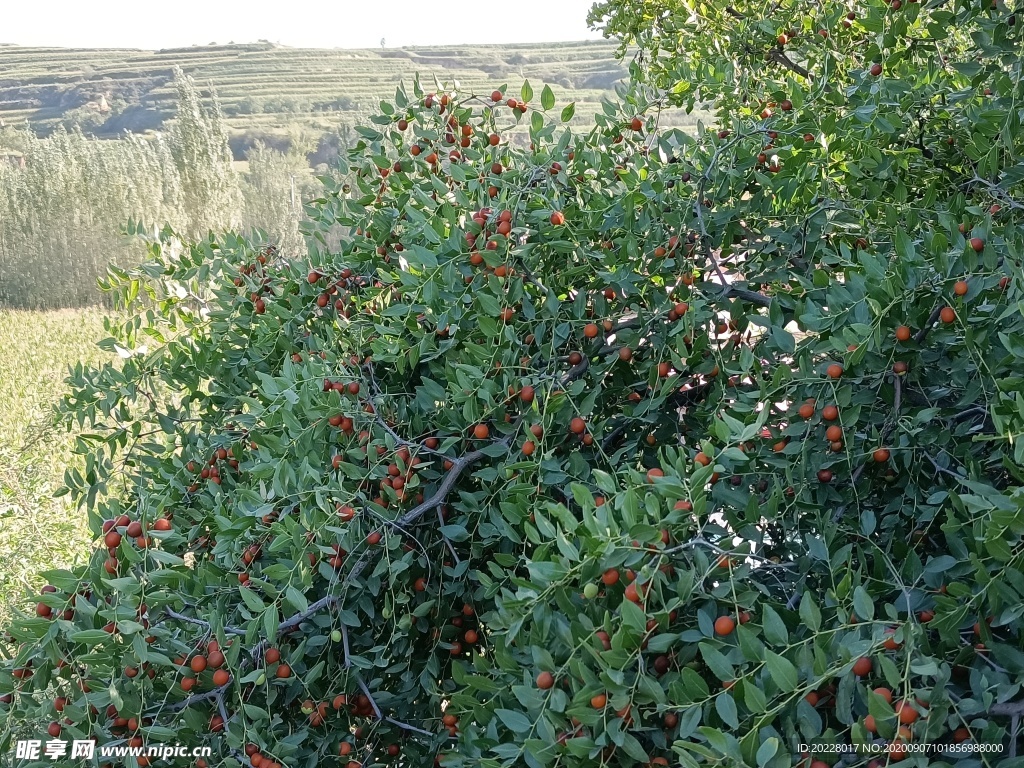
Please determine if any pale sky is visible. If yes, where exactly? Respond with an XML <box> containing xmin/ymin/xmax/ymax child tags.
<box><xmin>2</xmin><ymin>0</ymin><xmax>606</xmax><ymax>50</ymax></box>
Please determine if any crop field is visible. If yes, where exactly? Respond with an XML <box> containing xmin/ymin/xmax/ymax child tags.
<box><xmin>0</xmin><ymin>41</ymin><xmax>703</xmax><ymax>141</ymax></box>
<box><xmin>0</xmin><ymin>308</ymin><xmax>110</xmax><ymax>621</ymax></box>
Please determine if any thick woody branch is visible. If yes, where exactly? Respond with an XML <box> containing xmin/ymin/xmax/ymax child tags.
<box><xmin>394</xmin><ymin>445</ymin><xmax>493</xmax><ymax>529</ymax></box>
<box><xmin>698</xmin><ymin>281</ymin><xmax>773</xmax><ymax>308</ymax></box>
<box><xmin>278</xmin><ymin>595</ymin><xmax>340</xmax><ymax>634</ymax></box>
<box><xmin>600</xmin><ymin>418</ymin><xmax>632</xmax><ymax>452</ymax></box>
<box><xmin>560</xmin><ymin>357</ymin><xmax>590</xmax><ymax>386</ymax></box>
<box><xmin>768</xmin><ymin>48</ymin><xmax>812</xmax><ymax>80</ymax></box>
<box><xmin>991</xmin><ymin>701</ymin><xmax>1024</xmax><ymax>716</ymax></box>
<box><xmin>236</xmin><ymin>596</ymin><xmax>342</xmax><ymax>674</ymax></box>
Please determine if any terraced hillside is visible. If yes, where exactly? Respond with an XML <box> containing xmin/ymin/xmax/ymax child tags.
<box><xmin>0</xmin><ymin>41</ymin><xmax>701</xmax><ymax>152</ymax></box>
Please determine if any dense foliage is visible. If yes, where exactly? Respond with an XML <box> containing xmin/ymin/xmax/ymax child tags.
<box><xmin>3</xmin><ymin>1</ymin><xmax>1024</xmax><ymax>767</ymax></box>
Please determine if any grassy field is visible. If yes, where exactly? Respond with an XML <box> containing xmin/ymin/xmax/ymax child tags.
<box><xmin>0</xmin><ymin>308</ymin><xmax>110</xmax><ymax>622</ymax></box>
<box><xmin>0</xmin><ymin>41</ymin><xmax>703</xmax><ymax>148</ymax></box>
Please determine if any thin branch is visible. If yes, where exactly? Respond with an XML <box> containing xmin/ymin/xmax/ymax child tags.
<box><xmin>914</xmin><ymin>304</ymin><xmax>944</xmax><ymax>344</ymax></box>
<box><xmin>991</xmin><ymin>701</ymin><xmax>1024</xmax><ymax>717</ymax></box>
<box><xmin>768</xmin><ymin>48</ymin><xmax>812</xmax><ymax>80</ymax></box>
<box><xmin>165</xmin><ymin>688</ymin><xmax>222</xmax><ymax>713</ymax></box>
<box><xmin>974</xmin><ymin>649</ymin><xmax>1009</xmax><ymax>674</ymax></box>
<box><xmin>278</xmin><ymin>595</ymin><xmax>339</xmax><ymax>634</ymax></box>
<box><xmin>437</xmin><ymin>507</ymin><xmax>460</xmax><ymax>564</ymax></box>
<box><xmin>164</xmin><ymin>607</ymin><xmax>246</xmax><ymax>637</ymax></box>
<box><xmin>385</xmin><ymin>716</ymin><xmax>435</xmax><ymax>737</ymax></box>
<box><xmin>698</xmin><ymin>281</ymin><xmax>772</xmax><ymax>308</ymax></box>
<box><xmin>661</xmin><ymin>536</ymin><xmax>794</xmax><ymax>569</ymax></box>
<box><xmin>924</xmin><ymin>453</ymin><xmax>969</xmax><ymax>485</ymax></box>
<box><xmin>216</xmin><ymin>690</ymin><xmax>230</xmax><ymax>727</ymax></box>
<box><xmin>364</xmin><ymin>365</ymin><xmax>447</xmax><ymax>458</ymax></box>
<box><xmin>969</xmin><ymin>173</ymin><xmax>1024</xmax><ymax>212</ymax></box>
<box><xmin>785</xmin><ymin>583</ymin><xmax>804</xmax><ymax>611</ymax></box>
<box><xmin>950</xmin><ymin>405</ymin><xmax>988</xmax><ymax>423</ymax></box>
<box><xmin>238</xmin><ymin>594</ymin><xmax>343</xmax><ymax>675</ymax></box>
<box><xmin>1011</xmin><ymin>715</ymin><xmax>1020</xmax><ymax>759</ymax></box>
<box><xmin>356</xmin><ymin>676</ymin><xmax>382</xmax><ymax>720</ymax></box>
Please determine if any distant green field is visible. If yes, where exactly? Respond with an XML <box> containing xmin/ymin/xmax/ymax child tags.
<box><xmin>0</xmin><ymin>41</ymin><xmax>702</xmax><ymax>147</ymax></box>
<box><xmin>0</xmin><ymin>308</ymin><xmax>109</xmax><ymax>622</ymax></box>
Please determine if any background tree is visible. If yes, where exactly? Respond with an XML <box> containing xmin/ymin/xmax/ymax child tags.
<box><xmin>240</xmin><ymin>141</ymin><xmax>316</xmax><ymax>257</ymax></box>
<box><xmin>0</xmin><ymin>70</ymin><xmax>321</xmax><ymax>309</ymax></box>
<box><xmin>2</xmin><ymin>3</ymin><xmax>1024</xmax><ymax>768</ymax></box>
<box><xmin>168</xmin><ymin>67</ymin><xmax>243</xmax><ymax>236</ymax></box>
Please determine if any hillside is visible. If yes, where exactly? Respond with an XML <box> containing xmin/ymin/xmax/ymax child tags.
<box><xmin>0</xmin><ymin>41</ymin><xmax>701</xmax><ymax>156</ymax></box>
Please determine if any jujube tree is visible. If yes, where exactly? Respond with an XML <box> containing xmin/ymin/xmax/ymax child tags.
<box><xmin>3</xmin><ymin>1</ymin><xmax>1024</xmax><ymax>767</ymax></box>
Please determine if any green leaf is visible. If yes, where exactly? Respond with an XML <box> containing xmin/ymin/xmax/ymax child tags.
<box><xmin>770</xmin><ymin>326</ymin><xmax>796</xmax><ymax>354</ymax></box>
<box><xmin>761</xmin><ymin>605</ymin><xmax>789</xmax><ymax>647</ymax></box>
<box><xmin>619</xmin><ymin>732</ymin><xmax>649</xmax><ymax>762</ymax></box>
<box><xmin>852</xmin><ymin>585</ymin><xmax>874</xmax><ymax>621</ymax></box>
<box><xmin>923</xmin><ymin>555</ymin><xmax>957</xmax><ymax>574</ymax></box>
<box><xmin>799</xmin><ymin>592</ymin><xmax>821</xmax><ymax>632</ymax></box>
<box><xmin>239</xmin><ymin>587</ymin><xmax>266</xmax><ymax>613</ymax></box>
<box><xmin>262</xmin><ymin>607</ymin><xmax>279</xmax><ymax>640</ymax></box>
<box><xmin>561</xmin><ymin>103</ymin><xmax>576</xmax><ymax>122</ymax></box>
<box><xmin>620</xmin><ymin>598</ymin><xmax>647</xmax><ymax>634</ymax></box>
<box><xmin>570</xmin><ymin>483</ymin><xmax>595</xmax><ymax>508</ymax></box>
<box><xmin>699</xmin><ymin>643</ymin><xmax>734</xmax><ymax>682</ymax></box>
<box><xmin>495</xmin><ymin>708</ymin><xmax>532</xmax><ymax>733</ymax></box>
<box><xmin>715</xmin><ymin>692</ymin><xmax>739</xmax><ymax>728</ymax></box>
<box><xmin>743</xmin><ymin>682</ymin><xmax>767</xmax><ymax>713</ymax></box>
<box><xmin>285</xmin><ymin>586</ymin><xmax>308</xmax><ymax>614</ymax></box>
<box><xmin>541</xmin><ymin>85</ymin><xmax>555</xmax><ymax>111</ymax></box>
<box><xmin>895</xmin><ymin>229</ymin><xmax>916</xmax><ymax>261</ymax></box>
<box><xmin>756</xmin><ymin>738</ymin><xmax>779</xmax><ymax>767</ymax></box>
<box><xmin>521</xmin><ymin>80</ymin><xmax>534</xmax><ymax>103</ymax></box>
<box><xmin>764</xmin><ymin>650</ymin><xmax>798</xmax><ymax>691</ymax></box>
<box><xmin>69</xmin><ymin>630</ymin><xmax>113</xmax><ymax>645</ymax></box>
